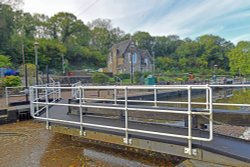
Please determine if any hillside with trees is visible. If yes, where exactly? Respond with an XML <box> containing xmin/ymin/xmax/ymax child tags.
<box><xmin>1</xmin><ymin>1</ymin><xmax>250</xmax><ymax>76</ymax></box>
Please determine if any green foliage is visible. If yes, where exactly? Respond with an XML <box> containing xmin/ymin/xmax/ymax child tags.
<box><xmin>228</xmin><ymin>41</ymin><xmax>250</xmax><ymax>75</ymax></box>
<box><xmin>133</xmin><ymin>31</ymin><xmax>153</xmax><ymax>51</ymax></box>
<box><xmin>2</xmin><ymin>75</ymin><xmax>21</xmax><ymax>87</ymax></box>
<box><xmin>0</xmin><ymin>4</ymin><xmax>247</xmax><ymax>77</ymax></box>
<box><xmin>197</xmin><ymin>34</ymin><xmax>233</xmax><ymax>70</ymax></box>
<box><xmin>19</xmin><ymin>63</ymin><xmax>36</xmax><ymax>76</ymax></box>
<box><xmin>92</xmin><ymin>72</ymin><xmax>110</xmax><ymax>84</ymax></box>
<box><xmin>0</xmin><ymin>55</ymin><xmax>12</xmax><ymax>67</ymax></box>
<box><xmin>37</xmin><ymin>39</ymin><xmax>66</xmax><ymax>71</ymax></box>
<box><xmin>0</xmin><ymin>4</ymin><xmax>15</xmax><ymax>54</ymax></box>
<box><xmin>115</xmin><ymin>73</ymin><xmax>130</xmax><ymax>80</ymax></box>
<box><xmin>155</xmin><ymin>57</ymin><xmax>175</xmax><ymax>71</ymax></box>
<box><xmin>134</xmin><ymin>72</ymin><xmax>152</xmax><ymax>84</ymax></box>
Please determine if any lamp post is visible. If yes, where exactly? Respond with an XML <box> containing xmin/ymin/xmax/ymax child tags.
<box><xmin>34</xmin><ymin>42</ymin><xmax>39</xmax><ymax>85</ymax></box>
<box><xmin>213</xmin><ymin>64</ymin><xmax>218</xmax><ymax>83</ymax></box>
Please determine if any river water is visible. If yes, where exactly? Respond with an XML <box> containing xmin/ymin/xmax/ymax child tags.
<box><xmin>0</xmin><ymin>121</ymin><xmax>182</xmax><ymax>167</ymax></box>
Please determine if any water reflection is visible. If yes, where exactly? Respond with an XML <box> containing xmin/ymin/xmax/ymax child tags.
<box><xmin>0</xmin><ymin>121</ymin><xmax>182</xmax><ymax>167</ymax></box>
<box><xmin>40</xmin><ymin>132</ymin><xmax>181</xmax><ymax>167</ymax></box>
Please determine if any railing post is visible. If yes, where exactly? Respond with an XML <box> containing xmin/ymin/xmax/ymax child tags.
<box><xmin>5</xmin><ymin>87</ymin><xmax>8</xmax><ymax>107</ymax></box>
<box><xmin>79</xmin><ymin>86</ymin><xmax>84</xmax><ymax>136</ymax></box>
<box><xmin>209</xmin><ymin>86</ymin><xmax>213</xmax><ymax>141</ymax></box>
<box><xmin>154</xmin><ymin>85</ymin><xmax>157</xmax><ymax>107</ymax></box>
<box><xmin>114</xmin><ymin>85</ymin><xmax>117</xmax><ymax>105</ymax></box>
<box><xmin>58</xmin><ymin>82</ymin><xmax>61</xmax><ymax>99</ymax></box>
<box><xmin>29</xmin><ymin>86</ymin><xmax>34</xmax><ymax>117</ymax></box>
<box><xmin>45</xmin><ymin>85</ymin><xmax>50</xmax><ymax>129</ymax></box>
<box><xmin>71</xmin><ymin>85</ymin><xmax>74</xmax><ymax>98</ymax></box>
<box><xmin>52</xmin><ymin>82</ymin><xmax>55</xmax><ymax>101</ymax></box>
<box><xmin>206</xmin><ymin>84</ymin><xmax>209</xmax><ymax>110</ymax></box>
<box><xmin>35</xmin><ymin>86</ymin><xmax>39</xmax><ymax>112</ymax></box>
<box><xmin>123</xmin><ymin>86</ymin><xmax>131</xmax><ymax>144</ymax></box>
<box><xmin>185</xmin><ymin>85</ymin><xmax>195</xmax><ymax>155</ymax></box>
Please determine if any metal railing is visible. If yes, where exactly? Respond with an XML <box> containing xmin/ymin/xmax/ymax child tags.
<box><xmin>30</xmin><ymin>82</ymin><xmax>61</xmax><ymax>117</ymax></box>
<box><xmin>210</xmin><ymin>84</ymin><xmax>250</xmax><ymax>108</ymax></box>
<box><xmin>30</xmin><ymin>84</ymin><xmax>213</xmax><ymax>156</ymax></box>
<box><xmin>71</xmin><ymin>81</ymin><xmax>82</xmax><ymax>99</ymax></box>
<box><xmin>5</xmin><ymin>86</ymin><xmax>28</xmax><ymax>106</ymax></box>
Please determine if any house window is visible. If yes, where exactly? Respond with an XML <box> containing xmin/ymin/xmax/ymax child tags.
<box><xmin>144</xmin><ymin>58</ymin><xmax>148</xmax><ymax>65</ymax></box>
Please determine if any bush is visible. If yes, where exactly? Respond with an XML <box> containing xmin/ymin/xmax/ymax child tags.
<box><xmin>19</xmin><ymin>63</ymin><xmax>36</xmax><ymax>77</ymax></box>
<box><xmin>175</xmin><ymin>77</ymin><xmax>184</xmax><ymax>82</ymax></box>
<box><xmin>92</xmin><ymin>72</ymin><xmax>110</xmax><ymax>84</ymax></box>
<box><xmin>2</xmin><ymin>76</ymin><xmax>22</xmax><ymax>87</ymax></box>
<box><xmin>115</xmin><ymin>73</ymin><xmax>130</xmax><ymax>80</ymax></box>
<box><xmin>0</xmin><ymin>55</ymin><xmax>12</xmax><ymax>68</ymax></box>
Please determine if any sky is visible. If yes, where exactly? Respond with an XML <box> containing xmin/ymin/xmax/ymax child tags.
<box><xmin>23</xmin><ymin>0</ymin><xmax>250</xmax><ymax>43</ymax></box>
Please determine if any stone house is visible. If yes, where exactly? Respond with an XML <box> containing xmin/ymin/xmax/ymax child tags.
<box><xmin>107</xmin><ymin>40</ymin><xmax>153</xmax><ymax>75</ymax></box>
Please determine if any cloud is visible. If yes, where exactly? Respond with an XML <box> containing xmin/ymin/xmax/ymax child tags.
<box><xmin>23</xmin><ymin>0</ymin><xmax>250</xmax><ymax>41</ymax></box>
<box><xmin>231</xmin><ymin>33</ymin><xmax>250</xmax><ymax>44</ymax></box>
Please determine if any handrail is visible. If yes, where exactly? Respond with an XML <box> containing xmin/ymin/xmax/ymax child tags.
<box><xmin>5</xmin><ymin>86</ymin><xmax>27</xmax><ymax>106</ymax></box>
<box><xmin>30</xmin><ymin>84</ymin><xmax>214</xmax><ymax>156</ymax></box>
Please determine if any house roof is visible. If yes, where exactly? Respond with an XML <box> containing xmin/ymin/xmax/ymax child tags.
<box><xmin>112</xmin><ymin>39</ymin><xmax>131</xmax><ymax>56</ymax></box>
<box><xmin>111</xmin><ymin>40</ymin><xmax>152</xmax><ymax>60</ymax></box>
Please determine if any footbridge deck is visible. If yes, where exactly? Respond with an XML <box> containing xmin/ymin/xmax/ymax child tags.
<box><xmin>29</xmin><ymin>84</ymin><xmax>250</xmax><ymax>166</ymax></box>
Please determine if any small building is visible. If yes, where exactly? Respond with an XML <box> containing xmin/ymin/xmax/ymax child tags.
<box><xmin>107</xmin><ymin>40</ymin><xmax>153</xmax><ymax>75</ymax></box>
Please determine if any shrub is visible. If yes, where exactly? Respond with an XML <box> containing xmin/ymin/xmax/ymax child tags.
<box><xmin>134</xmin><ymin>72</ymin><xmax>152</xmax><ymax>84</ymax></box>
<box><xmin>19</xmin><ymin>63</ymin><xmax>36</xmax><ymax>77</ymax></box>
<box><xmin>92</xmin><ymin>72</ymin><xmax>110</xmax><ymax>84</ymax></box>
<box><xmin>3</xmin><ymin>76</ymin><xmax>22</xmax><ymax>87</ymax></box>
<box><xmin>175</xmin><ymin>77</ymin><xmax>184</xmax><ymax>82</ymax></box>
<box><xmin>115</xmin><ymin>73</ymin><xmax>130</xmax><ymax>80</ymax></box>
<box><xmin>0</xmin><ymin>55</ymin><xmax>12</xmax><ymax>68</ymax></box>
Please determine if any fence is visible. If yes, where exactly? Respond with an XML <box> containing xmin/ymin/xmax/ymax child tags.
<box><xmin>30</xmin><ymin>84</ymin><xmax>213</xmax><ymax>156</ymax></box>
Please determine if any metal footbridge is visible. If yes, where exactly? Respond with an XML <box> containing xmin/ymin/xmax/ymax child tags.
<box><xmin>29</xmin><ymin>83</ymin><xmax>250</xmax><ymax>166</ymax></box>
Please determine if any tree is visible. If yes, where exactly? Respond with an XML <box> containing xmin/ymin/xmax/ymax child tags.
<box><xmin>197</xmin><ymin>34</ymin><xmax>234</xmax><ymax>70</ymax></box>
<box><xmin>88</xmin><ymin>18</ymin><xmax>125</xmax><ymax>54</ymax></box>
<box><xmin>175</xmin><ymin>39</ymin><xmax>205</xmax><ymax>69</ymax></box>
<box><xmin>14</xmin><ymin>12</ymin><xmax>36</xmax><ymax>39</ymax></box>
<box><xmin>155</xmin><ymin>57</ymin><xmax>175</xmax><ymax>71</ymax></box>
<box><xmin>0</xmin><ymin>0</ymin><xmax>23</xmax><ymax>9</ymax></box>
<box><xmin>0</xmin><ymin>54</ymin><xmax>12</xmax><ymax>67</ymax></box>
<box><xmin>36</xmin><ymin>39</ymin><xmax>66</xmax><ymax>71</ymax></box>
<box><xmin>228</xmin><ymin>41</ymin><xmax>250</xmax><ymax>75</ymax></box>
<box><xmin>47</xmin><ymin>12</ymin><xmax>89</xmax><ymax>43</ymax></box>
<box><xmin>0</xmin><ymin>3</ymin><xmax>15</xmax><ymax>53</ymax></box>
<box><xmin>133</xmin><ymin>31</ymin><xmax>153</xmax><ymax>51</ymax></box>
<box><xmin>19</xmin><ymin>63</ymin><xmax>35</xmax><ymax>85</ymax></box>
<box><xmin>88</xmin><ymin>18</ymin><xmax>112</xmax><ymax>30</ymax></box>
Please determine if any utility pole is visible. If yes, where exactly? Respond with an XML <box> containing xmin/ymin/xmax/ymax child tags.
<box><xmin>22</xmin><ymin>43</ymin><xmax>28</xmax><ymax>101</ymax></box>
<box><xmin>150</xmin><ymin>40</ymin><xmax>156</xmax><ymax>75</ymax></box>
<box><xmin>62</xmin><ymin>54</ymin><xmax>65</xmax><ymax>75</ymax></box>
<box><xmin>152</xmin><ymin>51</ymin><xmax>155</xmax><ymax>75</ymax></box>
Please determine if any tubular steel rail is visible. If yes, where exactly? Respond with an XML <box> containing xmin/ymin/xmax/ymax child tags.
<box><xmin>30</xmin><ymin>84</ymin><xmax>213</xmax><ymax>156</ymax></box>
<box><xmin>31</xmin><ymin>82</ymin><xmax>61</xmax><ymax>117</ymax></box>
<box><xmin>71</xmin><ymin>81</ymin><xmax>82</xmax><ymax>99</ymax></box>
<box><xmin>5</xmin><ymin>86</ymin><xmax>27</xmax><ymax>106</ymax></box>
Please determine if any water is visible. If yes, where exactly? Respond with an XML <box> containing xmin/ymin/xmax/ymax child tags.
<box><xmin>159</xmin><ymin>88</ymin><xmax>250</xmax><ymax>111</ymax></box>
<box><xmin>0</xmin><ymin>121</ymin><xmax>182</xmax><ymax>167</ymax></box>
